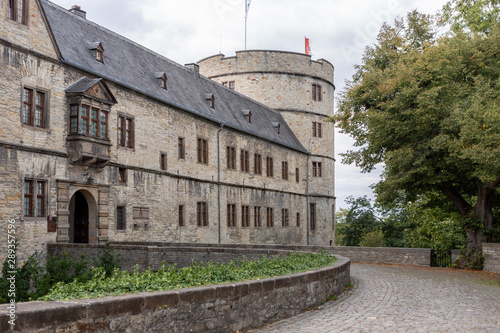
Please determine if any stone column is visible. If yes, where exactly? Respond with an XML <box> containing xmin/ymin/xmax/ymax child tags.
<box><xmin>97</xmin><ymin>187</ymin><xmax>109</xmax><ymax>243</ymax></box>
<box><xmin>56</xmin><ymin>182</ymin><xmax>70</xmax><ymax>243</ymax></box>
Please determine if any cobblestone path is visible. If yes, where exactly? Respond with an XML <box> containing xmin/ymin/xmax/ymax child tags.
<box><xmin>249</xmin><ymin>263</ymin><xmax>500</xmax><ymax>333</ymax></box>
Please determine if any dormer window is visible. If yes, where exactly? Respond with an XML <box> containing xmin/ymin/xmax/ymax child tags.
<box><xmin>205</xmin><ymin>93</ymin><xmax>215</xmax><ymax>109</ymax></box>
<box><xmin>88</xmin><ymin>42</ymin><xmax>104</xmax><ymax>63</ymax></box>
<box><xmin>155</xmin><ymin>72</ymin><xmax>167</xmax><ymax>89</ymax></box>
<box><xmin>242</xmin><ymin>110</ymin><xmax>251</xmax><ymax>123</ymax></box>
<box><xmin>272</xmin><ymin>122</ymin><xmax>280</xmax><ymax>134</ymax></box>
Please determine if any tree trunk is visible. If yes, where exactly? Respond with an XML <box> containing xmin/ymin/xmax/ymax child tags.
<box><xmin>466</xmin><ymin>180</ymin><xmax>495</xmax><ymax>253</ymax></box>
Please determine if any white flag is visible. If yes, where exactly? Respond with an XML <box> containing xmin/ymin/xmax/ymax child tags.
<box><xmin>245</xmin><ymin>0</ymin><xmax>252</xmax><ymax>20</ymax></box>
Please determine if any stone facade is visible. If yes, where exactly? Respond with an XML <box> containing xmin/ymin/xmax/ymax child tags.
<box><xmin>0</xmin><ymin>0</ymin><xmax>335</xmax><ymax>263</ymax></box>
<box><xmin>483</xmin><ymin>243</ymin><xmax>500</xmax><ymax>274</ymax></box>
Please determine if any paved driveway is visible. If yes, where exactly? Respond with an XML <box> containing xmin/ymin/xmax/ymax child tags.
<box><xmin>249</xmin><ymin>263</ymin><xmax>500</xmax><ymax>333</ymax></box>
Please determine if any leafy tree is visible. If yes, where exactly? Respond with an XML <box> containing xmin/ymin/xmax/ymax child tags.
<box><xmin>337</xmin><ymin>196</ymin><xmax>379</xmax><ymax>246</ymax></box>
<box><xmin>333</xmin><ymin>5</ymin><xmax>499</xmax><ymax>256</ymax></box>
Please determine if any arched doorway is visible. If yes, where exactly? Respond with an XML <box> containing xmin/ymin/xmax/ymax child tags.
<box><xmin>69</xmin><ymin>190</ymin><xmax>91</xmax><ymax>243</ymax></box>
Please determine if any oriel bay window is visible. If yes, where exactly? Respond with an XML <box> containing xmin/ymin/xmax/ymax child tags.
<box><xmin>69</xmin><ymin>103</ymin><xmax>109</xmax><ymax>139</ymax></box>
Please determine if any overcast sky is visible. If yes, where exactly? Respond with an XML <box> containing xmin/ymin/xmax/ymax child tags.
<box><xmin>51</xmin><ymin>0</ymin><xmax>450</xmax><ymax>210</ymax></box>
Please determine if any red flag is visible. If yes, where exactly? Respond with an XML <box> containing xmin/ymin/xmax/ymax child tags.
<box><xmin>305</xmin><ymin>37</ymin><xmax>311</xmax><ymax>55</ymax></box>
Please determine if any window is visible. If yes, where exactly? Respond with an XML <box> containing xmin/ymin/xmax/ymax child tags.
<box><xmin>205</xmin><ymin>94</ymin><xmax>215</xmax><ymax>108</ymax></box>
<box><xmin>228</xmin><ymin>81</ymin><xmax>235</xmax><ymax>90</ymax></box>
<box><xmin>178</xmin><ymin>205</ymin><xmax>184</xmax><ymax>226</ymax></box>
<box><xmin>266</xmin><ymin>157</ymin><xmax>274</xmax><ymax>177</ymax></box>
<box><xmin>118</xmin><ymin>168</ymin><xmax>127</xmax><ymax>184</ymax></box>
<box><xmin>282</xmin><ymin>161</ymin><xmax>288</xmax><ymax>180</ymax></box>
<box><xmin>178</xmin><ymin>137</ymin><xmax>185</xmax><ymax>159</ymax></box>
<box><xmin>22</xmin><ymin>88</ymin><xmax>47</xmax><ymax>128</ymax></box>
<box><xmin>254</xmin><ymin>206</ymin><xmax>261</xmax><ymax>227</ymax></box>
<box><xmin>156</xmin><ymin>72</ymin><xmax>167</xmax><ymax>90</ymax></box>
<box><xmin>240</xmin><ymin>150</ymin><xmax>249</xmax><ymax>173</ymax></box>
<box><xmin>69</xmin><ymin>104</ymin><xmax>109</xmax><ymax>139</ymax></box>
<box><xmin>312</xmin><ymin>122</ymin><xmax>322</xmax><ymax>138</ymax></box>
<box><xmin>160</xmin><ymin>153</ymin><xmax>167</xmax><ymax>170</ymax></box>
<box><xmin>197</xmin><ymin>202</ymin><xmax>208</xmax><ymax>226</ymax></box>
<box><xmin>227</xmin><ymin>204</ymin><xmax>236</xmax><ymax>227</ymax></box>
<box><xmin>312</xmin><ymin>162</ymin><xmax>322</xmax><ymax>177</ymax></box>
<box><xmin>227</xmin><ymin>147</ymin><xmax>236</xmax><ymax>170</ymax></box>
<box><xmin>282</xmin><ymin>209</ymin><xmax>289</xmax><ymax>227</ymax></box>
<box><xmin>24</xmin><ymin>179</ymin><xmax>46</xmax><ymax>217</ymax></box>
<box><xmin>116</xmin><ymin>206</ymin><xmax>126</xmax><ymax>230</ymax></box>
<box><xmin>266</xmin><ymin>207</ymin><xmax>274</xmax><ymax>227</ymax></box>
<box><xmin>7</xmin><ymin>0</ymin><xmax>27</xmax><ymax>24</ymax></box>
<box><xmin>96</xmin><ymin>48</ymin><xmax>103</xmax><ymax>62</ymax></box>
<box><xmin>254</xmin><ymin>153</ymin><xmax>262</xmax><ymax>175</ymax></box>
<box><xmin>295</xmin><ymin>168</ymin><xmax>299</xmax><ymax>183</ymax></box>
<box><xmin>118</xmin><ymin>115</ymin><xmax>134</xmax><ymax>148</ymax></box>
<box><xmin>242</xmin><ymin>205</ymin><xmax>250</xmax><ymax>227</ymax></box>
<box><xmin>272</xmin><ymin>122</ymin><xmax>280</xmax><ymax>134</ymax></box>
<box><xmin>312</xmin><ymin>84</ymin><xmax>322</xmax><ymax>101</ymax></box>
<box><xmin>296</xmin><ymin>212</ymin><xmax>300</xmax><ymax>227</ymax></box>
<box><xmin>222</xmin><ymin>82</ymin><xmax>228</xmax><ymax>87</ymax></box>
<box><xmin>310</xmin><ymin>203</ymin><xmax>316</xmax><ymax>230</ymax></box>
<box><xmin>197</xmin><ymin>138</ymin><xmax>208</xmax><ymax>164</ymax></box>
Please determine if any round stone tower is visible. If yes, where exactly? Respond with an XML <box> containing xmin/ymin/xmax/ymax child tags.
<box><xmin>197</xmin><ymin>50</ymin><xmax>336</xmax><ymax>245</ymax></box>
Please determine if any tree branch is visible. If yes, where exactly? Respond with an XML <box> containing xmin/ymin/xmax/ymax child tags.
<box><xmin>489</xmin><ymin>174</ymin><xmax>500</xmax><ymax>189</ymax></box>
<box><xmin>440</xmin><ymin>184</ymin><xmax>473</xmax><ymax>217</ymax></box>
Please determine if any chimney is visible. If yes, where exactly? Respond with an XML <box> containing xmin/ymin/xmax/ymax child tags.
<box><xmin>70</xmin><ymin>5</ymin><xmax>86</xmax><ymax>19</ymax></box>
<box><xmin>185</xmin><ymin>63</ymin><xmax>199</xmax><ymax>75</ymax></box>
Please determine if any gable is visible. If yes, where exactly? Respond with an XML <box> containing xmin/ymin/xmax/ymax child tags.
<box><xmin>66</xmin><ymin>77</ymin><xmax>117</xmax><ymax>105</ymax></box>
<box><xmin>0</xmin><ymin>0</ymin><xmax>60</xmax><ymax>60</ymax></box>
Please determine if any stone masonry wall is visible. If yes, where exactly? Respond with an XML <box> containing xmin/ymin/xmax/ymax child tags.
<box><xmin>483</xmin><ymin>243</ymin><xmax>500</xmax><ymax>274</ymax></box>
<box><xmin>0</xmin><ymin>244</ymin><xmax>350</xmax><ymax>333</ymax></box>
<box><xmin>332</xmin><ymin>246</ymin><xmax>432</xmax><ymax>267</ymax></box>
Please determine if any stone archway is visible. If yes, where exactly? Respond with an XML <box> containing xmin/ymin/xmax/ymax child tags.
<box><xmin>56</xmin><ymin>181</ymin><xmax>109</xmax><ymax>244</ymax></box>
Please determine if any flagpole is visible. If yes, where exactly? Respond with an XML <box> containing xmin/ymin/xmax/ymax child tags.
<box><xmin>245</xmin><ymin>0</ymin><xmax>248</xmax><ymax>50</ymax></box>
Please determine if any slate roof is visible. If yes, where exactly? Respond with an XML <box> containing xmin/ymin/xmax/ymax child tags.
<box><xmin>39</xmin><ymin>0</ymin><xmax>307</xmax><ymax>153</ymax></box>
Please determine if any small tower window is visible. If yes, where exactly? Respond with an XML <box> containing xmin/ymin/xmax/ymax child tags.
<box><xmin>205</xmin><ymin>93</ymin><xmax>215</xmax><ymax>109</ymax></box>
<box><xmin>155</xmin><ymin>72</ymin><xmax>167</xmax><ymax>89</ymax></box>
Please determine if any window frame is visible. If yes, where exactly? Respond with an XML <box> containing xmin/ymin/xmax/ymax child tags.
<box><xmin>240</xmin><ymin>149</ymin><xmax>249</xmax><ymax>173</ymax></box>
<box><xmin>254</xmin><ymin>206</ymin><xmax>261</xmax><ymax>227</ymax></box>
<box><xmin>178</xmin><ymin>205</ymin><xmax>184</xmax><ymax>227</ymax></box>
<box><xmin>160</xmin><ymin>152</ymin><xmax>167</xmax><ymax>171</ymax></box>
<box><xmin>282</xmin><ymin>208</ymin><xmax>289</xmax><ymax>227</ymax></box>
<box><xmin>227</xmin><ymin>146</ymin><xmax>236</xmax><ymax>170</ymax></box>
<box><xmin>266</xmin><ymin>207</ymin><xmax>274</xmax><ymax>227</ymax></box>
<box><xmin>197</xmin><ymin>138</ymin><xmax>209</xmax><ymax>164</ymax></box>
<box><xmin>116</xmin><ymin>206</ymin><xmax>126</xmax><ymax>230</ymax></box>
<box><xmin>310</xmin><ymin>203</ymin><xmax>316</xmax><ymax>230</ymax></box>
<box><xmin>178</xmin><ymin>137</ymin><xmax>185</xmax><ymax>159</ymax></box>
<box><xmin>7</xmin><ymin>0</ymin><xmax>28</xmax><ymax>24</ymax></box>
<box><xmin>312</xmin><ymin>162</ymin><xmax>322</xmax><ymax>177</ymax></box>
<box><xmin>24</xmin><ymin>179</ymin><xmax>46</xmax><ymax>218</ymax></box>
<box><xmin>242</xmin><ymin>205</ymin><xmax>250</xmax><ymax>227</ymax></box>
<box><xmin>197</xmin><ymin>202</ymin><xmax>208</xmax><ymax>226</ymax></box>
<box><xmin>312</xmin><ymin>122</ymin><xmax>322</xmax><ymax>138</ymax></box>
<box><xmin>118</xmin><ymin>167</ymin><xmax>127</xmax><ymax>184</ymax></box>
<box><xmin>69</xmin><ymin>102</ymin><xmax>109</xmax><ymax>139</ymax></box>
<box><xmin>118</xmin><ymin>114</ymin><xmax>134</xmax><ymax>148</ymax></box>
<box><xmin>312</xmin><ymin>84</ymin><xmax>322</xmax><ymax>101</ymax></box>
<box><xmin>254</xmin><ymin>153</ymin><xmax>262</xmax><ymax>175</ymax></box>
<box><xmin>22</xmin><ymin>87</ymin><xmax>48</xmax><ymax>129</ymax></box>
<box><xmin>282</xmin><ymin>161</ymin><xmax>288</xmax><ymax>180</ymax></box>
<box><xmin>266</xmin><ymin>157</ymin><xmax>274</xmax><ymax>177</ymax></box>
<box><xmin>227</xmin><ymin>204</ymin><xmax>236</xmax><ymax>227</ymax></box>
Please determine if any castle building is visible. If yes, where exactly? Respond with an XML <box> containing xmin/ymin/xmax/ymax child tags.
<box><xmin>0</xmin><ymin>0</ymin><xmax>335</xmax><ymax>262</ymax></box>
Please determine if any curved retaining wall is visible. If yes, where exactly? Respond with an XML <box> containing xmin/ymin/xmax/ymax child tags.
<box><xmin>2</xmin><ymin>244</ymin><xmax>350</xmax><ymax>333</ymax></box>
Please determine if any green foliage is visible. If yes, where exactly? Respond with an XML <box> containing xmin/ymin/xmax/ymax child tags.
<box><xmin>41</xmin><ymin>252</ymin><xmax>336</xmax><ymax>301</ymax></box>
<box><xmin>0</xmin><ymin>246</ymin><xmax>122</xmax><ymax>303</ymax></box>
<box><xmin>453</xmin><ymin>248</ymin><xmax>485</xmax><ymax>270</ymax></box>
<box><xmin>92</xmin><ymin>244</ymin><xmax>121</xmax><ymax>277</ymax></box>
<box><xmin>337</xmin><ymin>196</ymin><xmax>379</xmax><ymax>246</ymax></box>
<box><xmin>359</xmin><ymin>230</ymin><xmax>386</xmax><ymax>247</ymax></box>
<box><xmin>442</xmin><ymin>0</ymin><xmax>500</xmax><ymax>34</ymax></box>
<box><xmin>333</xmin><ymin>4</ymin><xmax>500</xmax><ymax>251</ymax></box>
